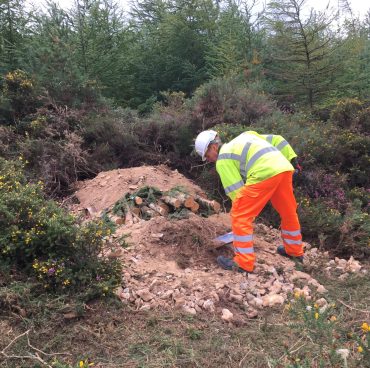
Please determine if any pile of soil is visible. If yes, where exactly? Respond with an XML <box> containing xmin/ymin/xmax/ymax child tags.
<box><xmin>71</xmin><ymin>165</ymin><xmax>365</xmax><ymax>322</ymax></box>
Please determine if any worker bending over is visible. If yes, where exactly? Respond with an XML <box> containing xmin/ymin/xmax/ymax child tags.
<box><xmin>194</xmin><ymin>130</ymin><xmax>304</xmax><ymax>273</ymax></box>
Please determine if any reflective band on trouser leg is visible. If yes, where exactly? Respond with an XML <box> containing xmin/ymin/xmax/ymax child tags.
<box><xmin>270</xmin><ymin>171</ymin><xmax>304</xmax><ymax>257</ymax></box>
<box><xmin>281</xmin><ymin>229</ymin><xmax>302</xmax><ymax>256</ymax></box>
<box><xmin>233</xmin><ymin>234</ymin><xmax>254</xmax><ymax>267</ymax></box>
<box><xmin>230</xmin><ymin>178</ymin><xmax>280</xmax><ymax>271</ymax></box>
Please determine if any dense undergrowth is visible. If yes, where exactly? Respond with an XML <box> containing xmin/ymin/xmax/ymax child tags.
<box><xmin>0</xmin><ymin>70</ymin><xmax>369</xmax><ymax>261</ymax></box>
<box><xmin>0</xmin><ymin>158</ymin><xmax>121</xmax><ymax>298</ymax></box>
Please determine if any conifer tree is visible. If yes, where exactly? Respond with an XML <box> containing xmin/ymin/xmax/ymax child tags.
<box><xmin>263</xmin><ymin>0</ymin><xmax>341</xmax><ymax>108</ymax></box>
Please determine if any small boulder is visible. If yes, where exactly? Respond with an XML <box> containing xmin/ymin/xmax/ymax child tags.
<box><xmin>221</xmin><ymin>308</ymin><xmax>234</xmax><ymax>322</ymax></box>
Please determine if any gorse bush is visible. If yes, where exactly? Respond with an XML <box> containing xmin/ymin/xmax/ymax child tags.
<box><xmin>0</xmin><ymin>158</ymin><xmax>121</xmax><ymax>296</ymax></box>
<box><xmin>330</xmin><ymin>98</ymin><xmax>363</xmax><ymax>129</ymax></box>
<box><xmin>191</xmin><ymin>75</ymin><xmax>275</xmax><ymax>128</ymax></box>
<box><xmin>0</xmin><ymin>69</ymin><xmax>39</xmax><ymax>123</ymax></box>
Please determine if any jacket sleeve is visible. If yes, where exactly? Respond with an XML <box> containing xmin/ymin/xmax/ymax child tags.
<box><xmin>216</xmin><ymin>159</ymin><xmax>245</xmax><ymax>201</ymax></box>
<box><xmin>262</xmin><ymin>134</ymin><xmax>297</xmax><ymax>162</ymax></box>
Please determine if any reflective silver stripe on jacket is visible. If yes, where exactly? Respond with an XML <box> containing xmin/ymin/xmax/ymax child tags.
<box><xmin>218</xmin><ymin>153</ymin><xmax>241</xmax><ymax>161</ymax></box>
<box><xmin>239</xmin><ymin>142</ymin><xmax>252</xmax><ymax>179</ymax></box>
<box><xmin>219</xmin><ymin>140</ymin><xmax>278</xmax><ymax>183</ymax></box>
<box><xmin>244</xmin><ymin>146</ymin><xmax>278</xmax><ymax>178</ymax></box>
<box><xmin>233</xmin><ymin>234</ymin><xmax>253</xmax><ymax>242</ymax></box>
<box><xmin>224</xmin><ymin>180</ymin><xmax>244</xmax><ymax>194</ymax></box>
<box><xmin>266</xmin><ymin>134</ymin><xmax>274</xmax><ymax>143</ymax></box>
<box><xmin>277</xmin><ymin>140</ymin><xmax>289</xmax><ymax>150</ymax></box>
<box><xmin>284</xmin><ymin>238</ymin><xmax>302</xmax><ymax>245</ymax></box>
<box><xmin>282</xmin><ymin>229</ymin><xmax>301</xmax><ymax>236</ymax></box>
<box><xmin>233</xmin><ymin>246</ymin><xmax>255</xmax><ymax>254</ymax></box>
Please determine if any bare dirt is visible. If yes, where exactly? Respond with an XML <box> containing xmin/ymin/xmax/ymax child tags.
<box><xmin>71</xmin><ymin>165</ymin><xmax>365</xmax><ymax>322</ymax></box>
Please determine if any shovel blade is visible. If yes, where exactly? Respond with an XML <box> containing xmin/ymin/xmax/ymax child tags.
<box><xmin>214</xmin><ymin>231</ymin><xmax>234</xmax><ymax>245</ymax></box>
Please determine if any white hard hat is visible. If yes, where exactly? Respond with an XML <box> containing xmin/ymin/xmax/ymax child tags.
<box><xmin>195</xmin><ymin>130</ymin><xmax>217</xmax><ymax>161</ymax></box>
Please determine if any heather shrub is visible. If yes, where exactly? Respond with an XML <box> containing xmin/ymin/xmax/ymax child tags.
<box><xmin>0</xmin><ymin>159</ymin><xmax>121</xmax><ymax>296</ymax></box>
<box><xmin>299</xmin><ymin>170</ymin><xmax>348</xmax><ymax>212</ymax></box>
<box><xmin>81</xmin><ymin>114</ymin><xmax>143</xmax><ymax>170</ymax></box>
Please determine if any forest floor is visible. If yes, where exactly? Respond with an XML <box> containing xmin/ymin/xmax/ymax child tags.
<box><xmin>0</xmin><ymin>165</ymin><xmax>369</xmax><ymax>368</ymax></box>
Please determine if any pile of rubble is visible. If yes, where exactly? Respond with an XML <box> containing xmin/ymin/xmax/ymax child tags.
<box><xmin>71</xmin><ymin>165</ymin><xmax>366</xmax><ymax>322</ymax></box>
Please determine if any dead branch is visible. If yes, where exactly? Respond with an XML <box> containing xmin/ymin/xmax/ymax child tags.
<box><xmin>338</xmin><ymin>299</ymin><xmax>370</xmax><ymax>314</ymax></box>
<box><xmin>1</xmin><ymin>330</ymin><xmax>71</xmax><ymax>367</ymax></box>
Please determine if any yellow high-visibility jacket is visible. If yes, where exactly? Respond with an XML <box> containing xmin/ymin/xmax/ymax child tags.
<box><xmin>216</xmin><ymin>131</ymin><xmax>295</xmax><ymax>201</ymax></box>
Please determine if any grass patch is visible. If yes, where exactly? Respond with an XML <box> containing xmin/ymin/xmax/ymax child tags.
<box><xmin>0</xmin><ymin>265</ymin><xmax>369</xmax><ymax>367</ymax></box>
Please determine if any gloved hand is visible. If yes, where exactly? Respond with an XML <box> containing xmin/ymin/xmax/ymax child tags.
<box><xmin>291</xmin><ymin>158</ymin><xmax>302</xmax><ymax>175</ymax></box>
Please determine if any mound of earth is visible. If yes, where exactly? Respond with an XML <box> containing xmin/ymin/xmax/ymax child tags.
<box><xmin>73</xmin><ymin>165</ymin><xmax>206</xmax><ymax>214</ymax></box>
<box><xmin>71</xmin><ymin>165</ymin><xmax>365</xmax><ymax>322</ymax></box>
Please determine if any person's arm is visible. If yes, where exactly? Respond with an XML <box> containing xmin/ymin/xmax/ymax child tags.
<box><xmin>262</xmin><ymin>134</ymin><xmax>297</xmax><ymax>162</ymax></box>
<box><xmin>216</xmin><ymin>160</ymin><xmax>244</xmax><ymax>201</ymax></box>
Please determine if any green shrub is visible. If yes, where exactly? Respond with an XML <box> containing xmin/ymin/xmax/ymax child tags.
<box><xmin>0</xmin><ymin>158</ymin><xmax>121</xmax><ymax>296</ymax></box>
<box><xmin>330</xmin><ymin>98</ymin><xmax>363</xmax><ymax>129</ymax></box>
<box><xmin>191</xmin><ymin>75</ymin><xmax>275</xmax><ymax>129</ymax></box>
<box><xmin>213</xmin><ymin>123</ymin><xmax>246</xmax><ymax>142</ymax></box>
<box><xmin>0</xmin><ymin>69</ymin><xmax>39</xmax><ymax>122</ymax></box>
<box><xmin>298</xmin><ymin>196</ymin><xmax>370</xmax><ymax>257</ymax></box>
<box><xmin>82</xmin><ymin>115</ymin><xmax>143</xmax><ymax>170</ymax></box>
<box><xmin>357</xmin><ymin>107</ymin><xmax>370</xmax><ymax>132</ymax></box>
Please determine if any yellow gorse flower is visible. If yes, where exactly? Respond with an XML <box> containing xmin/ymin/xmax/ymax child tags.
<box><xmin>358</xmin><ymin>346</ymin><xmax>363</xmax><ymax>353</ymax></box>
<box><xmin>361</xmin><ymin>322</ymin><xmax>369</xmax><ymax>333</ymax></box>
<box><xmin>315</xmin><ymin>312</ymin><xmax>319</xmax><ymax>320</ymax></box>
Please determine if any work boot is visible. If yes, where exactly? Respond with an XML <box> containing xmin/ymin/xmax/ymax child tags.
<box><xmin>277</xmin><ymin>245</ymin><xmax>304</xmax><ymax>263</ymax></box>
<box><xmin>216</xmin><ymin>255</ymin><xmax>249</xmax><ymax>273</ymax></box>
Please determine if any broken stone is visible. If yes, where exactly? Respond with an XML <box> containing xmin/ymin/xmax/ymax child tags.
<box><xmin>229</xmin><ymin>293</ymin><xmax>243</xmax><ymax>303</ymax></box>
<box><xmin>215</xmin><ymin>282</ymin><xmax>225</xmax><ymax>290</ymax></box>
<box><xmin>291</xmin><ymin>270</ymin><xmax>311</xmax><ymax>281</ymax></box>
<box><xmin>221</xmin><ymin>308</ymin><xmax>233</xmax><ymax>322</ymax></box>
<box><xmin>270</xmin><ymin>280</ymin><xmax>282</xmax><ymax>294</ymax></box>
<box><xmin>247</xmin><ymin>309</ymin><xmax>259</xmax><ymax>318</ymax></box>
<box><xmin>161</xmin><ymin>290</ymin><xmax>174</xmax><ymax>299</ymax></box>
<box><xmin>210</xmin><ymin>291</ymin><xmax>220</xmax><ymax>302</ymax></box>
<box><xmin>136</xmin><ymin>288</ymin><xmax>154</xmax><ymax>302</ymax></box>
<box><xmin>202</xmin><ymin>299</ymin><xmax>215</xmax><ymax>312</ymax></box>
<box><xmin>140</xmin><ymin>304</ymin><xmax>151</xmax><ymax>311</ymax></box>
<box><xmin>346</xmin><ymin>257</ymin><xmax>361</xmax><ymax>273</ymax></box>
<box><xmin>250</xmin><ymin>297</ymin><xmax>263</xmax><ymax>309</ymax></box>
<box><xmin>240</xmin><ymin>282</ymin><xmax>248</xmax><ymax>290</ymax></box>
<box><xmin>262</xmin><ymin>294</ymin><xmax>285</xmax><ymax>307</ymax></box>
<box><xmin>317</xmin><ymin>285</ymin><xmax>328</xmax><ymax>294</ymax></box>
<box><xmin>174</xmin><ymin>296</ymin><xmax>186</xmax><ymax>307</ymax></box>
<box><xmin>183</xmin><ymin>305</ymin><xmax>197</xmax><ymax>315</ymax></box>
<box><xmin>151</xmin><ymin>233</ymin><xmax>164</xmax><ymax>239</ymax></box>
<box><xmin>135</xmin><ymin>298</ymin><xmax>143</xmax><ymax>307</ymax></box>
<box><xmin>315</xmin><ymin>298</ymin><xmax>327</xmax><ymax>307</ymax></box>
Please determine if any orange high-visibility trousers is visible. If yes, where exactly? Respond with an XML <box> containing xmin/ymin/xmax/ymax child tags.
<box><xmin>231</xmin><ymin>171</ymin><xmax>303</xmax><ymax>272</ymax></box>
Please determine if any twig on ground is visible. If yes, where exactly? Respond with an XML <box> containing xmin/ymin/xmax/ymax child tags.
<box><xmin>1</xmin><ymin>329</ymin><xmax>71</xmax><ymax>367</ymax></box>
<box><xmin>338</xmin><ymin>299</ymin><xmax>370</xmax><ymax>314</ymax></box>
<box><xmin>239</xmin><ymin>348</ymin><xmax>252</xmax><ymax>366</ymax></box>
